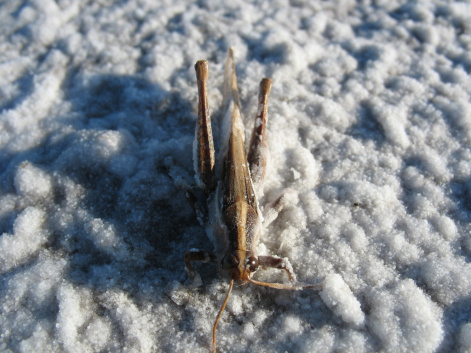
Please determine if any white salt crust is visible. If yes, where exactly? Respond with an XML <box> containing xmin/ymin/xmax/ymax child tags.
<box><xmin>1</xmin><ymin>0</ymin><xmax>471</xmax><ymax>352</ymax></box>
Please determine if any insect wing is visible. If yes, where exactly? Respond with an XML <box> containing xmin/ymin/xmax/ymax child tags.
<box><xmin>220</xmin><ymin>49</ymin><xmax>261</xmax><ymax>258</ymax></box>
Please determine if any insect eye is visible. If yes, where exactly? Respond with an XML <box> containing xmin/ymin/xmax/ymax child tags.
<box><xmin>247</xmin><ymin>256</ymin><xmax>259</xmax><ymax>272</ymax></box>
<box><xmin>221</xmin><ymin>254</ymin><xmax>238</xmax><ymax>270</ymax></box>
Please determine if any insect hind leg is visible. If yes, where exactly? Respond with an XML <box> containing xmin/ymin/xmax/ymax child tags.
<box><xmin>248</xmin><ymin>78</ymin><xmax>272</xmax><ymax>195</ymax></box>
<box><xmin>194</xmin><ymin>60</ymin><xmax>216</xmax><ymax>194</ymax></box>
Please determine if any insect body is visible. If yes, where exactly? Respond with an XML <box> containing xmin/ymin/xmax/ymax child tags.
<box><xmin>185</xmin><ymin>49</ymin><xmax>322</xmax><ymax>352</ymax></box>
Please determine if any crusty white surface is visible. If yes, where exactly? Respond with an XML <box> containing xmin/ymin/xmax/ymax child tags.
<box><xmin>1</xmin><ymin>0</ymin><xmax>470</xmax><ymax>352</ymax></box>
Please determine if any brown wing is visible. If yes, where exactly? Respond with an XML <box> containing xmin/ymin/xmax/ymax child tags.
<box><xmin>220</xmin><ymin>49</ymin><xmax>260</xmax><ymax>253</ymax></box>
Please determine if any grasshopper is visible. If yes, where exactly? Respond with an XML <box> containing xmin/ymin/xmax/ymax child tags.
<box><xmin>184</xmin><ymin>49</ymin><xmax>322</xmax><ymax>352</ymax></box>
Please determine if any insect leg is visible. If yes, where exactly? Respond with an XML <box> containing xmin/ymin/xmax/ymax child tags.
<box><xmin>166</xmin><ymin>163</ymin><xmax>209</xmax><ymax>225</ymax></box>
<box><xmin>184</xmin><ymin>250</ymin><xmax>217</xmax><ymax>286</ymax></box>
<box><xmin>248</xmin><ymin>78</ymin><xmax>272</xmax><ymax>192</ymax></box>
<box><xmin>194</xmin><ymin>60</ymin><xmax>215</xmax><ymax>193</ymax></box>
<box><xmin>250</xmin><ymin>255</ymin><xmax>323</xmax><ymax>290</ymax></box>
<box><xmin>183</xmin><ymin>188</ymin><xmax>208</xmax><ymax>225</ymax></box>
<box><xmin>263</xmin><ymin>189</ymin><xmax>297</xmax><ymax>226</ymax></box>
<box><xmin>258</xmin><ymin>255</ymin><xmax>297</xmax><ymax>282</ymax></box>
<box><xmin>166</xmin><ymin>168</ymin><xmax>209</xmax><ymax>226</ymax></box>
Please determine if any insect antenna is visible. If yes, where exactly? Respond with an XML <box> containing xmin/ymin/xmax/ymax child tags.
<box><xmin>248</xmin><ymin>278</ymin><xmax>322</xmax><ymax>291</ymax></box>
<box><xmin>212</xmin><ymin>279</ymin><xmax>234</xmax><ymax>353</ymax></box>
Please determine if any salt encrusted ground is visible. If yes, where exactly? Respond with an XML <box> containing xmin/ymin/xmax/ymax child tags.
<box><xmin>1</xmin><ymin>0</ymin><xmax>471</xmax><ymax>352</ymax></box>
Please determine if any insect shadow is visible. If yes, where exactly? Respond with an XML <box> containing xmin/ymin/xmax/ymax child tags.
<box><xmin>61</xmin><ymin>72</ymin><xmax>200</xmax><ymax>281</ymax></box>
<box><xmin>0</xmin><ymin>69</ymin><xmax>211</xmax><ymax>349</ymax></box>
<box><xmin>1</xmin><ymin>70</ymin><xmax>199</xmax><ymax>291</ymax></box>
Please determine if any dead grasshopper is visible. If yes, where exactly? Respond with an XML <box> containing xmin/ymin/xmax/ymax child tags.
<box><xmin>184</xmin><ymin>48</ymin><xmax>322</xmax><ymax>352</ymax></box>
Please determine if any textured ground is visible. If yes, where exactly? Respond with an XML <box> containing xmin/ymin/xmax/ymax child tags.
<box><xmin>1</xmin><ymin>0</ymin><xmax>471</xmax><ymax>352</ymax></box>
